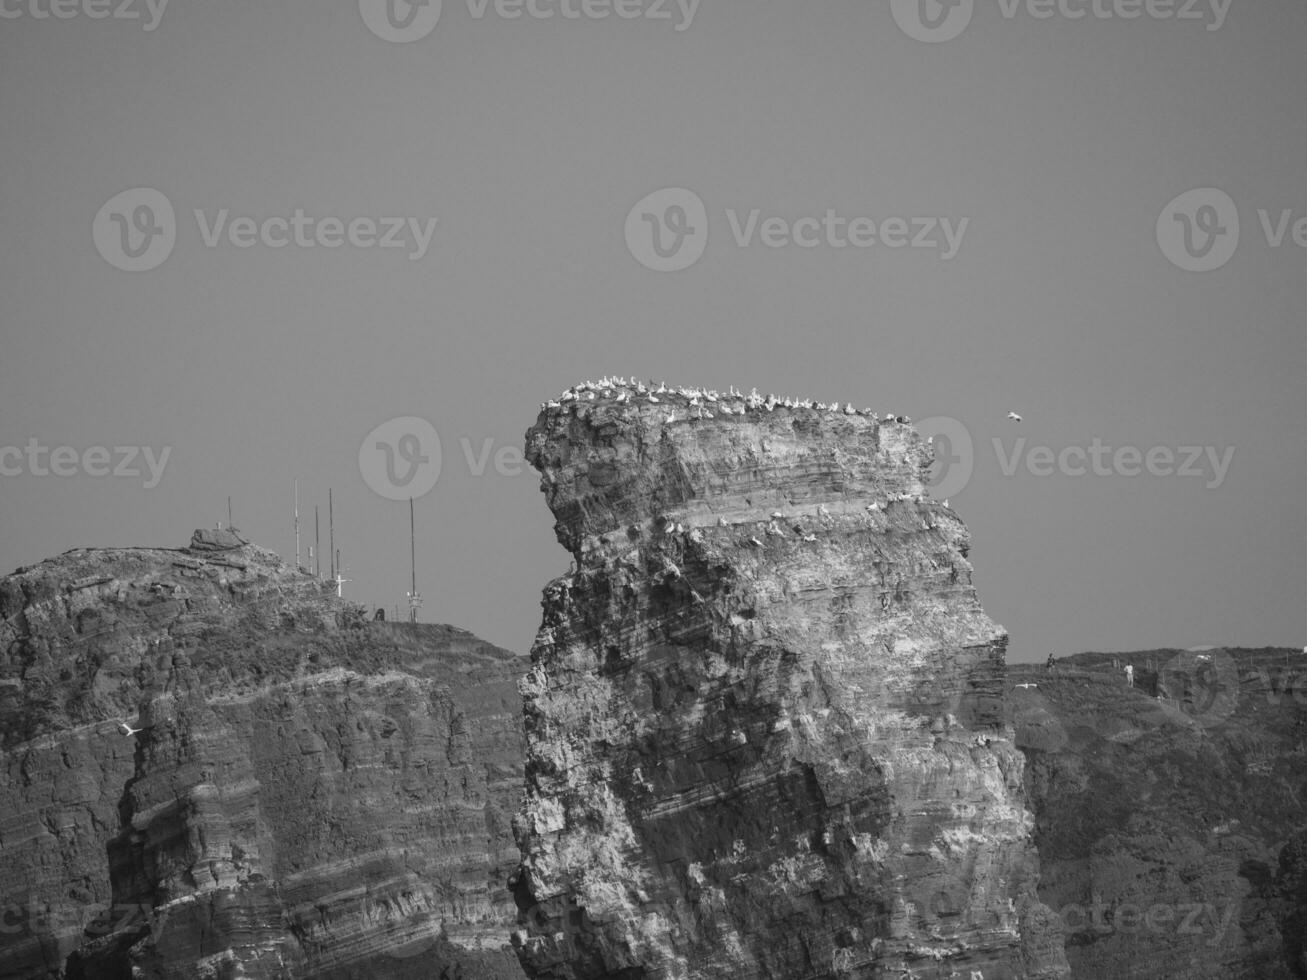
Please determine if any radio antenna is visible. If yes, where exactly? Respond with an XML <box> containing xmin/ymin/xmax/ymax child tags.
<box><xmin>407</xmin><ymin>497</ymin><xmax>422</xmax><ymax>623</ymax></box>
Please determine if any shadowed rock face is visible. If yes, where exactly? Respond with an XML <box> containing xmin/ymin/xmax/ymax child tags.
<box><xmin>0</xmin><ymin>538</ymin><xmax>527</xmax><ymax>980</ymax></box>
<box><xmin>512</xmin><ymin>388</ymin><xmax>1071</xmax><ymax>980</ymax></box>
<box><xmin>1011</xmin><ymin>650</ymin><xmax>1307</xmax><ymax>980</ymax></box>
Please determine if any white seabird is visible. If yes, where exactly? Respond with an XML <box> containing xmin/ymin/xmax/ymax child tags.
<box><xmin>118</xmin><ymin>722</ymin><xmax>142</xmax><ymax>737</ymax></box>
<box><xmin>1007</xmin><ymin>412</ymin><xmax>1023</xmax><ymax>422</ymax></box>
<box><xmin>749</xmin><ymin>536</ymin><xmax>763</xmax><ymax>547</ymax></box>
<box><xmin>1014</xmin><ymin>683</ymin><xmax>1038</xmax><ymax>690</ymax></box>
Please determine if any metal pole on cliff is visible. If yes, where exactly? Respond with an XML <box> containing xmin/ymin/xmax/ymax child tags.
<box><xmin>294</xmin><ymin>480</ymin><xmax>301</xmax><ymax>570</ymax></box>
<box><xmin>315</xmin><ymin>505</ymin><xmax>320</xmax><ymax>578</ymax></box>
<box><xmin>408</xmin><ymin>496</ymin><xmax>420</xmax><ymax>623</ymax></box>
<box><xmin>228</xmin><ymin>496</ymin><xmax>233</xmax><ymax>530</ymax></box>
<box><xmin>329</xmin><ymin>489</ymin><xmax>335</xmax><ymax>580</ymax></box>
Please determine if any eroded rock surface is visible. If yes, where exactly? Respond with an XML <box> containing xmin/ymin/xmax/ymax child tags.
<box><xmin>513</xmin><ymin>385</ymin><xmax>1071</xmax><ymax>979</ymax></box>
<box><xmin>0</xmin><ymin>537</ymin><xmax>527</xmax><ymax>979</ymax></box>
<box><xmin>1012</xmin><ymin>650</ymin><xmax>1307</xmax><ymax>980</ymax></box>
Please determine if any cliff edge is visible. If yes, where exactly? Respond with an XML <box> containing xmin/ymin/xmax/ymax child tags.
<box><xmin>512</xmin><ymin>381</ymin><xmax>1070</xmax><ymax>979</ymax></box>
<box><xmin>0</xmin><ymin>531</ymin><xmax>527</xmax><ymax>979</ymax></box>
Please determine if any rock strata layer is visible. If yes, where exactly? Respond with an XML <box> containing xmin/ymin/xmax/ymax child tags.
<box><xmin>1012</xmin><ymin>650</ymin><xmax>1307</xmax><ymax>980</ymax></box>
<box><xmin>513</xmin><ymin>383</ymin><xmax>1071</xmax><ymax>979</ymax></box>
<box><xmin>0</xmin><ymin>536</ymin><xmax>527</xmax><ymax>979</ymax></box>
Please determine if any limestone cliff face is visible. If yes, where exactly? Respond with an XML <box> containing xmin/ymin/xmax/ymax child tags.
<box><xmin>0</xmin><ymin>533</ymin><xmax>526</xmax><ymax>980</ymax></box>
<box><xmin>513</xmin><ymin>386</ymin><xmax>1071</xmax><ymax>979</ymax></box>
<box><xmin>1011</xmin><ymin>650</ymin><xmax>1307</xmax><ymax>980</ymax></box>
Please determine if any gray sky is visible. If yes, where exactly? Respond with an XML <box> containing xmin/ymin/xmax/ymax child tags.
<box><xmin>2</xmin><ymin>0</ymin><xmax>1304</xmax><ymax>662</ymax></box>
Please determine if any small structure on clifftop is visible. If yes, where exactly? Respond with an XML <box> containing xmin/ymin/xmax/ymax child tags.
<box><xmin>188</xmin><ymin>527</ymin><xmax>249</xmax><ymax>552</ymax></box>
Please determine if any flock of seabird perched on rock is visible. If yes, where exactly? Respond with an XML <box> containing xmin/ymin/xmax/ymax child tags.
<box><xmin>543</xmin><ymin>377</ymin><xmax>912</xmax><ymax>423</ymax></box>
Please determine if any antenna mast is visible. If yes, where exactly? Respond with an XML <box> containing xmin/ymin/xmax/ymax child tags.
<box><xmin>328</xmin><ymin>489</ymin><xmax>335</xmax><ymax>580</ymax></box>
<box><xmin>408</xmin><ymin>497</ymin><xmax>422</xmax><ymax>623</ymax></box>
<box><xmin>315</xmin><ymin>505</ymin><xmax>321</xmax><ymax>578</ymax></box>
<box><xmin>294</xmin><ymin>480</ymin><xmax>301</xmax><ymax>570</ymax></box>
<box><xmin>334</xmin><ymin>550</ymin><xmax>347</xmax><ymax>597</ymax></box>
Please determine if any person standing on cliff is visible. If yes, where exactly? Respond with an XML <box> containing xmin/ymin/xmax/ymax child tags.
<box><xmin>1046</xmin><ymin>653</ymin><xmax>1056</xmax><ymax>674</ymax></box>
<box><xmin>1125</xmin><ymin>663</ymin><xmax>1134</xmax><ymax>687</ymax></box>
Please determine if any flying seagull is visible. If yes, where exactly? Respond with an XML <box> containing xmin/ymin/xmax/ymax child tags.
<box><xmin>118</xmin><ymin>722</ymin><xmax>142</xmax><ymax>737</ymax></box>
<box><xmin>1014</xmin><ymin>683</ymin><xmax>1038</xmax><ymax>690</ymax></box>
<box><xmin>1007</xmin><ymin>412</ymin><xmax>1023</xmax><ymax>422</ymax></box>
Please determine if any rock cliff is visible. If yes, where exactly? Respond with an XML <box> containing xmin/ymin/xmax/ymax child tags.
<box><xmin>1011</xmin><ymin>649</ymin><xmax>1307</xmax><ymax>980</ymax></box>
<box><xmin>512</xmin><ymin>381</ymin><xmax>1071</xmax><ymax>979</ymax></box>
<box><xmin>0</xmin><ymin>532</ymin><xmax>527</xmax><ymax>979</ymax></box>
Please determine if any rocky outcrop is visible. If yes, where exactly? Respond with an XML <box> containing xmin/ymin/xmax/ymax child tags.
<box><xmin>0</xmin><ymin>536</ymin><xmax>527</xmax><ymax>979</ymax></box>
<box><xmin>512</xmin><ymin>384</ymin><xmax>1070</xmax><ymax>979</ymax></box>
<box><xmin>1012</xmin><ymin>650</ymin><xmax>1307</xmax><ymax>980</ymax></box>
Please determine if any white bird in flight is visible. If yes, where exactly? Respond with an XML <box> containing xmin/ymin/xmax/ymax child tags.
<box><xmin>1014</xmin><ymin>683</ymin><xmax>1038</xmax><ymax>690</ymax></box>
<box><xmin>1007</xmin><ymin>412</ymin><xmax>1023</xmax><ymax>422</ymax></box>
<box><xmin>118</xmin><ymin>722</ymin><xmax>142</xmax><ymax>737</ymax></box>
